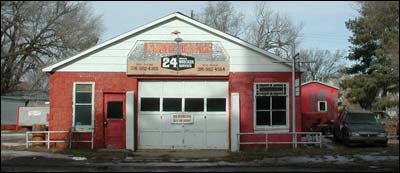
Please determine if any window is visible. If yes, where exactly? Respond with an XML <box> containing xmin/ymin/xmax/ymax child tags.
<box><xmin>207</xmin><ymin>98</ymin><xmax>226</xmax><ymax>112</ymax></box>
<box><xmin>185</xmin><ymin>98</ymin><xmax>204</xmax><ymax>112</ymax></box>
<box><xmin>107</xmin><ymin>101</ymin><xmax>123</xmax><ymax>119</ymax></box>
<box><xmin>254</xmin><ymin>83</ymin><xmax>288</xmax><ymax>128</ymax></box>
<box><xmin>73</xmin><ymin>83</ymin><xmax>94</xmax><ymax>127</ymax></box>
<box><xmin>141</xmin><ymin>98</ymin><xmax>160</xmax><ymax>111</ymax></box>
<box><xmin>163</xmin><ymin>98</ymin><xmax>182</xmax><ymax>112</ymax></box>
<box><xmin>318</xmin><ymin>101</ymin><xmax>327</xmax><ymax>112</ymax></box>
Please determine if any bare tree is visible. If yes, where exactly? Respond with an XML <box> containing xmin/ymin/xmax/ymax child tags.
<box><xmin>299</xmin><ymin>48</ymin><xmax>346</xmax><ymax>83</ymax></box>
<box><xmin>196</xmin><ymin>1</ymin><xmax>245</xmax><ymax>37</ymax></box>
<box><xmin>1</xmin><ymin>1</ymin><xmax>103</xmax><ymax>93</ymax></box>
<box><xmin>246</xmin><ymin>2</ymin><xmax>303</xmax><ymax>59</ymax></box>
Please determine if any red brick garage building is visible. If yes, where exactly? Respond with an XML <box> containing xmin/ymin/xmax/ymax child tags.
<box><xmin>43</xmin><ymin>12</ymin><xmax>302</xmax><ymax>151</ymax></box>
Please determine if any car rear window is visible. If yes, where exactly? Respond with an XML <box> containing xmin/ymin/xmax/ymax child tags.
<box><xmin>346</xmin><ymin>113</ymin><xmax>378</xmax><ymax>124</ymax></box>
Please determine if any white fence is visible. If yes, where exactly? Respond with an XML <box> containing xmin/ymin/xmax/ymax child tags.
<box><xmin>237</xmin><ymin>132</ymin><xmax>322</xmax><ymax>150</ymax></box>
<box><xmin>26</xmin><ymin>130</ymin><xmax>94</xmax><ymax>149</ymax></box>
<box><xmin>26</xmin><ymin>131</ymin><xmax>68</xmax><ymax>149</ymax></box>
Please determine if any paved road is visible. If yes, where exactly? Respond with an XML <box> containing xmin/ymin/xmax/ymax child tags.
<box><xmin>2</xmin><ymin>150</ymin><xmax>398</xmax><ymax>172</ymax></box>
<box><xmin>2</xmin><ymin>156</ymin><xmax>398</xmax><ymax>172</ymax></box>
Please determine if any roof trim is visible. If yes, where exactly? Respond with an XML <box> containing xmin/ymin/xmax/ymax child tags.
<box><xmin>301</xmin><ymin>81</ymin><xmax>340</xmax><ymax>90</ymax></box>
<box><xmin>43</xmin><ymin>12</ymin><xmax>290</xmax><ymax>72</ymax></box>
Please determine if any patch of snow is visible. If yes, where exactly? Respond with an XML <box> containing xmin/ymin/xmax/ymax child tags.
<box><xmin>72</xmin><ymin>157</ymin><xmax>87</xmax><ymax>161</ymax></box>
<box><xmin>354</xmin><ymin>154</ymin><xmax>398</xmax><ymax>162</ymax></box>
<box><xmin>1</xmin><ymin>150</ymin><xmax>72</xmax><ymax>160</ymax></box>
<box><xmin>1</xmin><ymin>142</ymin><xmax>26</xmax><ymax>146</ymax></box>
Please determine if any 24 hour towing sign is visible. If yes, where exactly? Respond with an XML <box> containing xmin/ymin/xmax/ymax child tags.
<box><xmin>161</xmin><ymin>55</ymin><xmax>195</xmax><ymax>71</ymax></box>
<box><xmin>127</xmin><ymin>41</ymin><xmax>229</xmax><ymax>76</ymax></box>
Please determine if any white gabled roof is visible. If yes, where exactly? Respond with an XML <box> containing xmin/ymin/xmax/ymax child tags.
<box><xmin>43</xmin><ymin>12</ymin><xmax>290</xmax><ymax>72</ymax></box>
<box><xmin>301</xmin><ymin>81</ymin><xmax>340</xmax><ymax>90</ymax></box>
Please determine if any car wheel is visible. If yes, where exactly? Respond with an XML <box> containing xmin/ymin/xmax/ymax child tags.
<box><xmin>343</xmin><ymin>139</ymin><xmax>350</xmax><ymax>147</ymax></box>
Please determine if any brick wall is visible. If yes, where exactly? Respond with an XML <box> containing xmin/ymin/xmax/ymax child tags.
<box><xmin>48</xmin><ymin>72</ymin><xmax>137</xmax><ymax>148</ymax></box>
<box><xmin>229</xmin><ymin>72</ymin><xmax>302</xmax><ymax>148</ymax></box>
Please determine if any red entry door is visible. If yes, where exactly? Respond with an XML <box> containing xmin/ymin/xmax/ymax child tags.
<box><xmin>104</xmin><ymin>93</ymin><xmax>125</xmax><ymax>149</ymax></box>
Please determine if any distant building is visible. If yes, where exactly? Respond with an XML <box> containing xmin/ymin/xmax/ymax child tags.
<box><xmin>300</xmin><ymin>81</ymin><xmax>340</xmax><ymax>131</ymax></box>
<box><xmin>1</xmin><ymin>90</ymin><xmax>49</xmax><ymax>130</ymax></box>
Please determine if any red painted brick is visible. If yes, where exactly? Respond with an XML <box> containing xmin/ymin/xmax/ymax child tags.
<box><xmin>49</xmin><ymin>72</ymin><xmax>137</xmax><ymax>149</ymax></box>
<box><xmin>229</xmin><ymin>72</ymin><xmax>302</xmax><ymax>148</ymax></box>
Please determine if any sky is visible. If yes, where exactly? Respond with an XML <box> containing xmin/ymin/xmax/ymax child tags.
<box><xmin>90</xmin><ymin>1</ymin><xmax>359</xmax><ymax>53</ymax></box>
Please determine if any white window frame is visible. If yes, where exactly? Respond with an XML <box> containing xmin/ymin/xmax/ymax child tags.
<box><xmin>254</xmin><ymin>82</ymin><xmax>289</xmax><ymax>131</ymax></box>
<box><xmin>72</xmin><ymin>82</ymin><xmax>95</xmax><ymax>129</ymax></box>
<box><xmin>318</xmin><ymin>101</ymin><xmax>327</xmax><ymax>112</ymax></box>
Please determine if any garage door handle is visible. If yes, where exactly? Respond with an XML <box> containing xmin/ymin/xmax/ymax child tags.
<box><xmin>160</xmin><ymin>116</ymin><xmax>162</xmax><ymax>119</ymax></box>
<box><xmin>204</xmin><ymin>116</ymin><xmax>206</xmax><ymax>119</ymax></box>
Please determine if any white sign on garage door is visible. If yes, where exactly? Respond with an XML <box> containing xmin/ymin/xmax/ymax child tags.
<box><xmin>138</xmin><ymin>81</ymin><xmax>228</xmax><ymax>149</ymax></box>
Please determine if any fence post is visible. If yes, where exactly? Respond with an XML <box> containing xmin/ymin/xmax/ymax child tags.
<box><xmin>26</xmin><ymin>132</ymin><xmax>29</xmax><ymax>149</ymax></box>
<box><xmin>237</xmin><ymin>133</ymin><xmax>240</xmax><ymax>151</ymax></box>
<box><xmin>319</xmin><ymin>132</ymin><xmax>322</xmax><ymax>148</ymax></box>
<box><xmin>47</xmin><ymin>131</ymin><xmax>50</xmax><ymax>149</ymax></box>
<box><xmin>91</xmin><ymin>130</ymin><xmax>94</xmax><ymax>149</ymax></box>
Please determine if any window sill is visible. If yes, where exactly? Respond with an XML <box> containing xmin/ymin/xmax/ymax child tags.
<box><xmin>72</xmin><ymin>126</ymin><xmax>94</xmax><ymax>132</ymax></box>
<box><xmin>254</xmin><ymin>127</ymin><xmax>289</xmax><ymax>133</ymax></box>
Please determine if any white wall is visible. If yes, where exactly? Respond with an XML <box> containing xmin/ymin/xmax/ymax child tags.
<box><xmin>58</xmin><ymin>19</ymin><xmax>291</xmax><ymax>72</ymax></box>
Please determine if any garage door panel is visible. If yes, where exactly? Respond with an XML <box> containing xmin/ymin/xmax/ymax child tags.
<box><xmin>163</xmin><ymin>81</ymin><xmax>184</xmax><ymax>97</ymax></box>
<box><xmin>138</xmin><ymin>115</ymin><xmax>161</xmax><ymax>130</ymax></box>
<box><xmin>184</xmin><ymin>81</ymin><xmax>206</xmax><ymax>97</ymax></box>
<box><xmin>163</xmin><ymin>121</ymin><xmax>185</xmax><ymax>130</ymax></box>
<box><xmin>140</xmin><ymin>82</ymin><xmax>162</xmax><ymax>96</ymax></box>
<box><xmin>206</xmin><ymin>115</ymin><xmax>228</xmax><ymax>131</ymax></box>
<box><xmin>205</xmin><ymin>82</ymin><xmax>228</xmax><ymax>98</ymax></box>
<box><xmin>206</xmin><ymin>132</ymin><xmax>228</xmax><ymax>147</ymax></box>
<box><xmin>184</xmin><ymin>132</ymin><xmax>205</xmax><ymax>146</ymax></box>
<box><xmin>162</xmin><ymin>132</ymin><xmax>183</xmax><ymax>145</ymax></box>
<box><xmin>139</xmin><ymin>132</ymin><xmax>161</xmax><ymax>146</ymax></box>
<box><xmin>186</xmin><ymin>115</ymin><xmax>205</xmax><ymax>130</ymax></box>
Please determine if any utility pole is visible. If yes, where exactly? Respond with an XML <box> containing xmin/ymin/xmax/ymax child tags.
<box><xmin>274</xmin><ymin>52</ymin><xmax>314</xmax><ymax>149</ymax></box>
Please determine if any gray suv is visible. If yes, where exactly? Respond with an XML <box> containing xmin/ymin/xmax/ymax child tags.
<box><xmin>333</xmin><ymin>110</ymin><xmax>388</xmax><ymax>146</ymax></box>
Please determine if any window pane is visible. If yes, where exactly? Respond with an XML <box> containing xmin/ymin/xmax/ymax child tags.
<box><xmin>319</xmin><ymin>102</ymin><xmax>326</xmax><ymax>111</ymax></box>
<box><xmin>272</xmin><ymin>96</ymin><xmax>286</xmax><ymax>109</ymax></box>
<box><xmin>163</xmin><ymin>98</ymin><xmax>182</xmax><ymax>112</ymax></box>
<box><xmin>76</xmin><ymin>93</ymin><xmax>92</xmax><ymax>103</ymax></box>
<box><xmin>256</xmin><ymin>111</ymin><xmax>270</xmax><ymax>126</ymax></box>
<box><xmin>107</xmin><ymin>101</ymin><xmax>123</xmax><ymax>119</ymax></box>
<box><xmin>256</xmin><ymin>96</ymin><xmax>270</xmax><ymax>110</ymax></box>
<box><xmin>185</xmin><ymin>98</ymin><xmax>204</xmax><ymax>112</ymax></box>
<box><xmin>207</xmin><ymin>98</ymin><xmax>226</xmax><ymax>112</ymax></box>
<box><xmin>272</xmin><ymin>111</ymin><xmax>286</xmax><ymax>125</ymax></box>
<box><xmin>141</xmin><ymin>98</ymin><xmax>160</xmax><ymax>111</ymax></box>
<box><xmin>75</xmin><ymin>105</ymin><xmax>92</xmax><ymax>126</ymax></box>
<box><xmin>76</xmin><ymin>84</ymin><xmax>92</xmax><ymax>92</ymax></box>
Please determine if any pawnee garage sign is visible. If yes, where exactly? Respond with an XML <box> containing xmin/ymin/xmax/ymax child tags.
<box><xmin>127</xmin><ymin>41</ymin><xmax>229</xmax><ymax>76</ymax></box>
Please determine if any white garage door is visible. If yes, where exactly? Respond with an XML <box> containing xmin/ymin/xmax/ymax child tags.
<box><xmin>138</xmin><ymin>81</ymin><xmax>228</xmax><ymax>149</ymax></box>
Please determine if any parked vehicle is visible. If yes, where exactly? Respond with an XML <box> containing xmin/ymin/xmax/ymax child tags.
<box><xmin>373</xmin><ymin>111</ymin><xmax>391</xmax><ymax>124</ymax></box>
<box><xmin>333</xmin><ymin>110</ymin><xmax>388</xmax><ymax>146</ymax></box>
